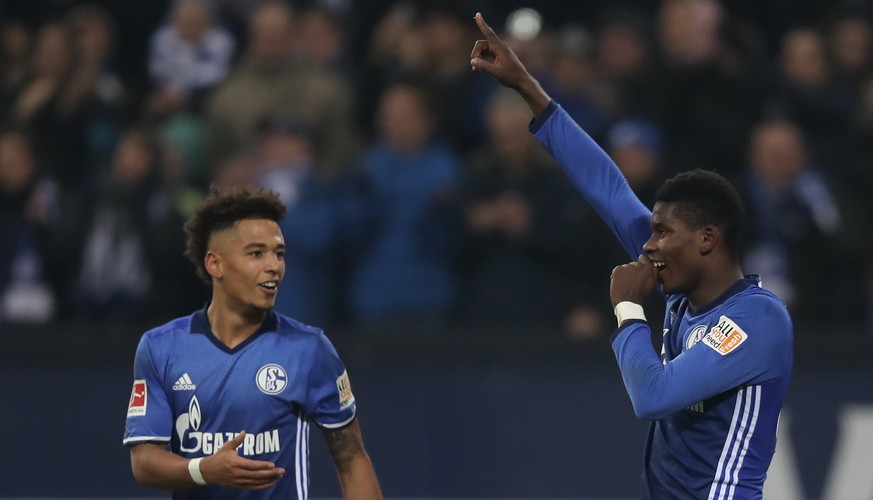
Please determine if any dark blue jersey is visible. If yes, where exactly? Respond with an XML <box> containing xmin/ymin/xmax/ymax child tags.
<box><xmin>531</xmin><ymin>102</ymin><xmax>793</xmax><ymax>499</ymax></box>
<box><xmin>123</xmin><ymin>307</ymin><xmax>356</xmax><ymax>499</ymax></box>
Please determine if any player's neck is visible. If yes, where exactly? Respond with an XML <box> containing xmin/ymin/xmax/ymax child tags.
<box><xmin>206</xmin><ymin>299</ymin><xmax>266</xmax><ymax>349</ymax></box>
<box><xmin>687</xmin><ymin>264</ymin><xmax>744</xmax><ymax>311</ymax></box>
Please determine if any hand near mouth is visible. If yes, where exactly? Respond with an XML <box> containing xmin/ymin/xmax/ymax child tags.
<box><xmin>609</xmin><ymin>255</ymin><xmax>659</xmax><ymax>307</ymax></box>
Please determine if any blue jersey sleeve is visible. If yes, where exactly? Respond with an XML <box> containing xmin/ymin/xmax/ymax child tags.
<box><xmin>611</xmin><ymin>294</ymin><xmax>792</xmax><ymax>420</ymax></box>
<box><xmin>530</xmin><ymin>101</ymin><xmax>652</xmax><ymax>260</ymax></box>
<box><xmin>304</xmin><ymin>333</ymin><xmax>357</xmax><ymax>429</ymax></box>
<box><xmin>123</xmin><ymin>334</ymin><xmax>173</xmax><ymax>445</ymax></box>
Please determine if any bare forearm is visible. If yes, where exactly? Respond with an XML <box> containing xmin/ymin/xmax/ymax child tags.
<box><xmin>516</xmin><ymin>77</ymin><xmax>551</xmax><ymax>118</ymax></box>
<box><xmin>130</xmin><ymin>444</ymin><xmax>199</xmax><ymax>490</ymax></box>
<box><xmin>130</xmin><ymin>433</ymin><xmax>284</xmax><ymax>491</ymax></box>
<box><xmin>325</xmin><ymin>420</ymin><xmax>382</xmax><ymax>500</ymax></box>
<box><xmin>337</xmin><ymin>454</ymin><xmax>382</xmax><ymax>500</ymax></box>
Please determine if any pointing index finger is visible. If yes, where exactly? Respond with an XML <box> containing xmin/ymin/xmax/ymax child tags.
<box><xmin>475</xmin><ymin>12</ymin><xmax>501</xmax><ymax>43</ymax></box>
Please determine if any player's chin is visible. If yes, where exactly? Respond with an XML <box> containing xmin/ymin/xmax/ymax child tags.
<box><xmin>660</xmin><ymin>280</ymin><xmax>689</xmax><ymax>296</ymax></box>
<box><xmin>252</xmin><ymin>298</ymin><xmax>276</xmax><ymax>313</ymax></box>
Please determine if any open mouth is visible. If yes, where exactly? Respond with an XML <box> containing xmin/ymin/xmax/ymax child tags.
<box><xmin>258</xmin><ymin>280</ymin><xmax>279</xmax><ymax>293</ymax></box>
<box><xmin>652</xmin><ymin>260</ymin><xmax>666</xmax><ymax>273</ymax></box>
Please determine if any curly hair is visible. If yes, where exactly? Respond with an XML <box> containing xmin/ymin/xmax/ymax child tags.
<box><xmin>184</xmin><ymin>186</ymin><xmax>287</xmax><ymax>284</ymax></box>
<box><xmin>656</xmin><ymin>169</ymin><xmax>745</xmax><ymax>259</ymax></box>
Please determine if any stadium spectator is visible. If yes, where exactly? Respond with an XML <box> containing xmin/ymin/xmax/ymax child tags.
<box><xmin>540</xmin><ymin>25</ymin><xmax>610</xmax><ymax>142</ymax></box>
<box><xmin>828</xmin><ymin>16</ymin><xmax>873</xmax><ymax>85</ymax></box>
<box><xmin>297</xmin><ymin>5</ymin><xmax>349</xmax><ymax>71</ymax></box>
<box><xmin>66</xmin><ymin>4</ymin><xmax>125</xmax><ymax>168</ymax></box>
<box><xmin>459</xmin><ymin>88</ymin><xmax>614</xmax><ymax>336</ymax></box>
<box><xmin>67</xmin><ymin>5</ymin><xmax>124</xmax><ymax>109</ymax></box>
<box><xmin>254</xmin><ymin>117</ymin><xmax>352</xmax><ymax>327</ymax></box>
<box><xmin>11</xmin><ymin>22</ymin><xmax>103</xmax><ymax>190</ymax></box>
<box><xmin>346</xmin><ymin>80</ymin><xmax>462</xmax><ymax>331</ymax></box>
<box><xmin>606</xmin><ymin>118</ymin><xmax>665</xmax><ymax>207</ymax></box>
<box><xmin>738</xmin><ymin>118</ymin><xmax>862</xmax><ymax>322</ymax></box>
<box><xmin>205</xmin><ymin>0</ymin><xmax>359</xmax><ymax>179</ymax></box>
<box><xmin>592</xmin><ymin>14</ymin><xmax>658</xmax><ymax>120</ymax></box>
<box><xmin>772</xmin><ymin>27</ymin><xmax>856</xmax><ymax>172</ymax></box>
<box><xmin>75</xmin><ymin>127</ymin><xmax>200</xmax><ymax>320</ymax></box>
<box><xmin>0</xmin><ymin>129</ymin><xmax>56</xmax><ymax>324</ymax></box>
<box><xmin>646</xmin><ymin>0</ymin><xmax>761</xmax><ymax>179</ymax></box>
<box><xmin>0</xmin><ymin>18</ymin><xmax>32</xmax><ymax>116</ymax></box>
<box><xmin>146</xmin><ymin>0</ymin><xmax>235</xmax><ymax>117</ymax></box>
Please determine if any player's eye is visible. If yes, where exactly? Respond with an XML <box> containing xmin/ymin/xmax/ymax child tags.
<box><xmin>250</xmin><ymin>251</ymin><xmax>263</xmax><ymax>257</ymax></box>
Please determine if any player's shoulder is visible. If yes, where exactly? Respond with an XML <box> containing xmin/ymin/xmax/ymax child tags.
<box><xmin>140</xmin><ymin>313</ymin><xmax>196</xmax><ymax>342</ymax></box>
<box><xmin>274</xmin><ymin>312</ymin><xmax>329</xmax><ymax>340</ymax></box>
<box><xmin>721</xmin><ymin>281</ymin><xmax>793</xmax><ymax>340</ymax></box>
<box><xmin>732</xmin><ymin>283</ymin><xmax>791</xmax><ymax>319</ymax></box>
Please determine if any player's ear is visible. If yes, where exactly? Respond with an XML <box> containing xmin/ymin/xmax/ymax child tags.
<box><xmin>699</xmin><ymin>225</ymin><xmax>717</xmax><ymax>256</ymax></box>
<box><xmin>205</xmin><ymin>251</ymin><xmax>223</xmax><ymax>279</ymax></box>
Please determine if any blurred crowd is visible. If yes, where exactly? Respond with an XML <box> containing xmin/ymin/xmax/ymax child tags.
<box><xmin>1</xmin><ymin>0</ymin><xmax>871</xmax><ymax>340</ymax></box>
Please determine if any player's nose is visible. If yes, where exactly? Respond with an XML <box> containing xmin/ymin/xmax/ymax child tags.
<box><xmin>643</xmin><ymin>234</ymin><xmax>658</xmax><ymax>254</ymax></box>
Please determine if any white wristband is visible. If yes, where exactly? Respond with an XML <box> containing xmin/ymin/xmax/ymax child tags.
<box><xmin>614</xmin><ymin>301</ymin><xmax>646</xmax><ymax>326</ymax></box>
<box><xmin>188</xmin><ymin>457</ymin><xmax>207</xmax><ymax>486</ymax></box>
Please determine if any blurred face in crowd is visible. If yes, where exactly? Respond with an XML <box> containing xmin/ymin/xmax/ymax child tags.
<box><xmin>612</xmin><ymin>146</ymin><xmax>657</xmax><ymax>191</ymax></box>
<box><xmin>33</xmin><ymin>23</ymin><xmax>73</xmax><ymax>78</ymax></box>
<box><xmin>830</xmin><ymin>18</ymin><xmax>872</xmax><ymax>75</ymax></box>
<box><xmin>487</xmin><ymin>94</ymin><xmax>540</xmax><ymax>170</ymax></box>
<box><xmin>299</xmin><ymin>8</ymin><xmax>342</xmax><ymax>66</ymax></box>
<box><xmin>597</xmin><ymin>21</ymin><xmax>649</xmax><ymax>77</ymax></box>
<box><xmin>782</xmin><ymin>29</ymin><xmax>830</xmax><ymax>86</ymax></box>
<box><xmin>172</xmin><ymin>0</ymin><xmax>212</xmax><ymax>43</ymax></box>
<box><xmin>553</xmin><ymin>53</ymin><xmax>591</xmax><ymax>90</ymax></box>
<box><xmin>249</xmin><ymin>1</ymin><xmax>294</xmax><ymax>68</ymax></box>
<box><xmin>113</xmin><ymin>131</ymin><xmax>155</xmax><ymax>186</ymax></box>
<box><xmin>749</xmin><ymin>121</ymin><xmax>806</xmax><ymax>188</ymax></box>
<box><xmin>70</xmin><ymin>7</ymin><xmax>114</xmax><ymax>64</ymax></box>
<box><xmin>260</xmin><ymin>130</ymin><xmax>311</xmax><ymax>167</ymax></box>
<box><xmin>377</xmin><ymin>84</ymin><xmax>435</xmax><ymax>154</ymax></box>
<box><xmin>2</xmin><ymin>20</ymin><xmax>31</xmax><ymax>62</ymax></box>
<box><xmin>207</xmin><ymin>219</ymin><xmax>285</xmax><ymax>313</ymax></box>
<box><xmin>658</xmin><ymin>0</ymin><xmax>722</xmax><ymax>65</ymax></box>
<box><xmin>0</xmin><ymin>132</ymin><xmax>36</xmax><ymax>196</ymax></box>
<box><xmin>420</xmin><ymin>12</ymin><xmax>468</xmax><ymax>60</ymax></box>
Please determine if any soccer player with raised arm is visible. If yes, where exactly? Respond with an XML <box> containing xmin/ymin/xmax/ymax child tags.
<box><xmin>470</xmin><ymin>13</ymin><xmax>792</xmax><ymax>500</ymax></box>
<box><xmin>123</xmin><ymin>186</ymin><xmax>382</xmax><ymax>500</ymax></box>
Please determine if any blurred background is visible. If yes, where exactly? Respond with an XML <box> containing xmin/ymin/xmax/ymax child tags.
<box><xmin>1</xmin><ymin>0</ymin><xmax>872</xmax><ymax>498</ymax></box>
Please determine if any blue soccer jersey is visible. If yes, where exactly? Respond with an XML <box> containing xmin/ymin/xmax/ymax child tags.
<box><xmin>123</xmin><ymin>307</ymin><xmax>357</xmax><ymax>500</ymax></box>
<box><xmin>531</xmin><ymin>102</ymin><xmax>793</xmax><ymax>499</ymax></box>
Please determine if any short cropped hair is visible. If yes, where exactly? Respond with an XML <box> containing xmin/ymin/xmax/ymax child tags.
<box><xmin>184</xmin><ymin>186</ymin><xmax>287</xmax><ymax>283</ymax></box>
<box><xmin>655</xmin><ymin>169</ymin><xmax>745</xmax><ymax>258</ymax></box>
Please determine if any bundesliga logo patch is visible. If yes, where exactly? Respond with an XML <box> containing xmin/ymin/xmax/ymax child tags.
<box><xmin>128</xmin><ymin>380</ymin><xmax>147</xmax><ymax>416</ymax></box>
<box><xmin>702</xmin><ymin>316</ymin><xmax>748</xmax><ymax>355</ymax></box>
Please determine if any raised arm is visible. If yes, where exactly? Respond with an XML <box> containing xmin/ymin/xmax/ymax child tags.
<box><xmin>470</xmin><ymin>12</ymin><xmax>651</xmax><ymax>259</ymax></box>
<box><xmin>469</xmin><ymin>13</ymin><xmax>550</xmax><ymax>116</ymax></box>
<box><xmin>323</xmin><ymin>419</ymin><xmax>382</xmax><ymax>500</ymax></box>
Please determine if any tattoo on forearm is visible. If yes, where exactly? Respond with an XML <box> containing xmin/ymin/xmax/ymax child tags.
<box><xmin>324</xmin><ymin>428</ymin><xmax>365</xmax><ymax>471</ymax></box>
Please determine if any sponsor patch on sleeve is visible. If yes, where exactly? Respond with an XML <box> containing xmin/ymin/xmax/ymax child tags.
<box><xmin>701</xmin><ymin>316</ymin><xmax>748</xmax><ymax>355</ymax></box>
<box><xmin>336</xmin><ymin>370</ymin><xmax>355</xmax><ymax>410</ymax></box>
<box><xmin>127</xmin><ymin>379</ymin><xmax>147</xmax><ymax>417</ymax></box>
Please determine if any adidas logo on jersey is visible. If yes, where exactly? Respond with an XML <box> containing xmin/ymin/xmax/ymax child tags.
<box><xmin>172</xmin><ymin>373</ymin><xmax>197</xmax><ymax>391</ymax></box>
